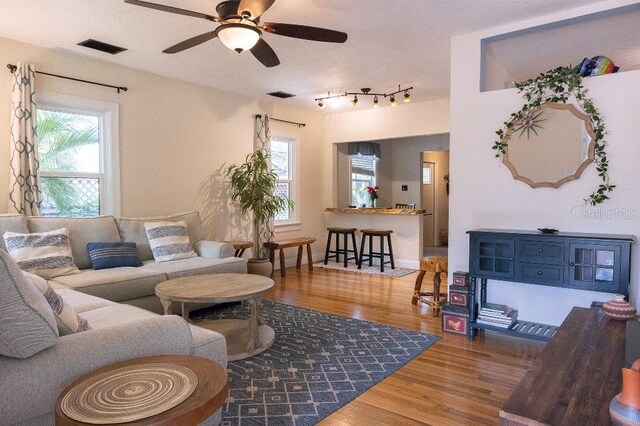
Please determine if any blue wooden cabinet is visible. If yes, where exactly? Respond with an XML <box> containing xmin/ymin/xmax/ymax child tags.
<box><xmin>467</xmin><ymin>229</ymin><xmax>634</xmax><ymax>341</ymax></box>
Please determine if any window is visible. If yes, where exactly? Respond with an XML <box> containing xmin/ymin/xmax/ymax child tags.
<box><xmin>350</xmin><ymin>154</ymin><xmax>377</xmax><ymax>207</ymax></box>
<box><xmin>36</xmin><ymin>93</ymin><xmax>120</xmax><ymax>217</ymax></box>
<box><xmin>271</xmin><ymin>135</ymin><xmax>298</xmax><ymax>224</ymax></box>
<box><xmin>422</xmin><ymin>165</ymin><xmax>432</xmax><ymax>184</ymax></box>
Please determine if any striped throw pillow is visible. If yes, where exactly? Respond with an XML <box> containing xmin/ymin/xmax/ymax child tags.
<box><xmin>23</xmin><ymin>271</ymin><xmax>91</xmax><ymax>335</ymax></box>
<box><xmin>3</xmin><ymin>228</ymin><xmax>80</xmax><ymax>279</ymax></box>
<box><xmin>144</xmin><ymin>220</ymin><xmax>197</xmax><ymax>262</ymax></box>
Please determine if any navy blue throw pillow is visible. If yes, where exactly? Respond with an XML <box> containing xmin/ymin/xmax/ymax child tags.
<box><xmin>87</xmin><ymin>242</ymin><xmax>143</xmax><ymax>270</ymax></box>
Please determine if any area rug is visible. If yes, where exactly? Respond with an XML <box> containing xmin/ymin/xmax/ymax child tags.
<box><xmin>192</xmin><ymin>301</ymin><xmax>439</xmax><ymax>426</ymax></box>
<box><xmin>316</xmin><ymin>260</ymin><xmax>416</xmax><ymax>278</ymax></box>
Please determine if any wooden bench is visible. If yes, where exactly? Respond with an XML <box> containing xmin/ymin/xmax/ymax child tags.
<box><xmin>264</xmin><ymin>237</ymin><xmax>316</xmax><ymax>277</ymax></box>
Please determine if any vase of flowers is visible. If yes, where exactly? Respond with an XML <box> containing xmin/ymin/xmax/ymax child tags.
<box><xmin>365</xmin><ymin>186</ymin><xmax>379</xmax><ymax>208</ymax></box>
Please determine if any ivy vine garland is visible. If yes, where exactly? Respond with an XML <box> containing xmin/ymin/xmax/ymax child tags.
<box><xmin>492</xmin><ymin>66</ymin><xmax>614</xmax><ymax>205</ymax></box>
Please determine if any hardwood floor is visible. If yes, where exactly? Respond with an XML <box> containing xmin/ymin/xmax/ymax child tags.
<box><xmin>264</xmin><ymin>267</ymin><xmax>545</xmax><ymax>425</ymax></box>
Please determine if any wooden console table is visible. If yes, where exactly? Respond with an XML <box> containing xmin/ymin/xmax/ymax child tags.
<box><xmin>500</xmin><ymin>307</ymin><xmax>625</xmax><ymax>425</ymax></box>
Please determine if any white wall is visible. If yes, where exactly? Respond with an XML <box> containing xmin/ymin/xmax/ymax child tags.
<box><xmin>0</xmin><ymin>37</ymin><xmax>327</xmax><ymax>260</ymax></box>
<box><xmin>450</xmin><ymin>0</ymin><xmax>640</xmax><ymax>325</ymax></box>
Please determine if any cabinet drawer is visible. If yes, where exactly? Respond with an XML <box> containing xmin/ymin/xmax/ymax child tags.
<box><xmin>519</xmin><ymin>241</ymin><xmax>564</xmax><ymax>265</ymax></box>
<box><xmin>517</xmin><ymin>263</ymin><xmax>564</xmax><ymax>285</ymax></box>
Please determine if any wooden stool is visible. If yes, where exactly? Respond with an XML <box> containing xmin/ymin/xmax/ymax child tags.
<box><xmin>324</xmin><ymin>227</ymin><xmax>359</xmax><ymax>268</ymax></box>
<box><xmin>358</xmin><ymin>229</ymin><xmax>395</xmax><ymax>272</ymax></box>
<box><xmin>223</xmin><ymin>240</ymin><xmax>254</xmax><ymax>257</ymax></box>
<box><xmin>264</xmin><ymin>237</ymin><xmax>315</xmax><ymax>277</ymax></box>
<box><xmin>412</xmin><ymin>256</ymin><xmax>448</xmax><ymax>316</ymax></box>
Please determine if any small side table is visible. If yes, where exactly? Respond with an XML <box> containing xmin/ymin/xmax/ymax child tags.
<box><xmin>412</xmin><ymin>256</ymin><xmax>448</xmax><ymax>316</ymax></box>
<box><xmin>55</xmin><ymin>355</ymin><xmax>228</xmax><ymax>426</ymax></box>
<box><xmin>223</xmin><ymin>240</ymin><xmax>254</xmax><ymax>257</ymax></box>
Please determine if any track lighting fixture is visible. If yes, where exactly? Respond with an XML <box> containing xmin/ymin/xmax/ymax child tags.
<box><xmin>314</xmin><ymin>85</ymin><xmax>413</xmax><ymax>109</ymax></box>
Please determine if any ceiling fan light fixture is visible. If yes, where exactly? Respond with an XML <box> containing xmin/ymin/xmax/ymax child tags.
<box><xmin>216</xmin><ymin>23</ymin><xmax>261</xmax><ymax>53</ymax></box>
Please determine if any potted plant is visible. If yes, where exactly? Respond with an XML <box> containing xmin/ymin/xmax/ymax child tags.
<box><xmin>226</xmin><ymin>149</ymin><xmax>294</xmax><ymax>276</ymax></box>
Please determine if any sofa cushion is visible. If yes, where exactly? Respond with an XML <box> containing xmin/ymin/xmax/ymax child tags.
<box><xmin>49</xmin><ymin>267</ymin><xmax>166</xmax><ymax>302</ymax></box>
<box><xmin>28</xmin><ymin>216</ymin><xmax>121</xmax><ymax>270</ymax></box>
<box><xmin>117</xmin><ymin>211</ymin><xmax>206</xmax><ymax>261</ymax></box>
<box><xmin>144</xmin><ymin>220</ymin><xmax>197</xmax><ymax>262</ymax></box>
<box><xmin>23</xmin><ymin>272</ymin><xmax>91</xmax><ymax>336</ymax></box>
<box><xmin>79</xmin><ymin>303</ymin><xmax>160</xmax><ymax>329</ymax></box>
<box><xmin>55</xmin><ymin>288</ymin><xmax>117</xmax><ymax>313</ymax></box>
<box><xmin>141</xmin><ymin>256</ymin><xmax>247</xmax><ymax>279</ymax></box>
<box><xmin>0</xmin><ymin>213</ymin><xmax>28</xmax><ymax>251</ymax></box>
<box><xmin>4</xmin><ymin>228</ymin><xmax>81</xmax><ymax>279</ymax></box>
<box><xmin>87</xmin><ymin>242</ymin><xmax>143</xmax><ymax>270</ymax></box>
<box><xmin>0</xmin><ymin>250</ymin><xmax>58</xmax><ymax>358</ymax></box>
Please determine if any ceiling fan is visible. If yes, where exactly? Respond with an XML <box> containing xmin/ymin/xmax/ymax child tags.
<box><xmin>124</xmin><ymin>0</ymin><xmax>348</xmax><ymax>68</ymax></box>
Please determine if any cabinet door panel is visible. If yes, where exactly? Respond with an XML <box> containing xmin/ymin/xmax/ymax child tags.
<box><xmin>473</xmin><ymin>237</ymin><xmax>515</xmax><ymax>279</ymax></box>
<box><xmin>569</xmin><ymin>243</ymin><xmax>620</xmax><ymax>293</ymax></box>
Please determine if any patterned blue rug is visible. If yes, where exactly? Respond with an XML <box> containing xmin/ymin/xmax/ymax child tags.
<box><xmin>192</xmin><ymin>301</ymin><xmax>439</xmax><ymax>426</ymax></box>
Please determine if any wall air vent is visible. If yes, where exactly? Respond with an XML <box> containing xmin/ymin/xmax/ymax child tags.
<box><xmin>268</xmin><ymin>91</ymin><xmax>296</xmax><ymax>99</ymax></box>
<box><xmin>78</xmin><ymin>39</ymin><xmax>127</xmax><ymax>55</ymax></box>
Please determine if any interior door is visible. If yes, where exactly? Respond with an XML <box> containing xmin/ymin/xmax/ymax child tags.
<box><xmin>422</xmin><ymin>161</ymin><xmax>435</xmax><ymax>246</ymax></box>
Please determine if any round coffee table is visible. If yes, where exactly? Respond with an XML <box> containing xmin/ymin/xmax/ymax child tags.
<box><xmin>55</xmin><ymin>355</ymin><xmax>228</xmax><ymax>425</ymax></box>
<box><xmin>155</xmin><ymin>273</ymin><xmax>275</xmax><ymax>361</ymax></box>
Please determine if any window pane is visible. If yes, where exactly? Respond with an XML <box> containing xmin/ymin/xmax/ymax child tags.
<box><xmin>274</xmin><ymin>182</ymin><xmax>291</xmax><ymax>221</ymax></box>
<box><xmin>350</xmin><ymin>154</ymin><xmax>376</xmax><ymax>206</ymax></box>
<box><xmin>271</xmin><ymin>140</ymin><xmax>290</xmax><ymax>179</ymax></box>
<box><xmin>423</xmin><ymin>166</ymin><xmax>432</xmax><ymax>184</ymax></box>
<box><xmin>40</xmin><ymin>177</ymin><xmax>100</xmax><ymax>217</ymax></box>
<box><xmin>37</xmin><ymin>110</ymin><xmax>100</xmax><ymax>173</ymax></box>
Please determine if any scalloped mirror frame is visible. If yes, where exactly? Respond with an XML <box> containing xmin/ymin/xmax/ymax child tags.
<box><xmin>502</xmin><ymin>102</ymin><xmax>596</xmax><ymax>189</ymax></box>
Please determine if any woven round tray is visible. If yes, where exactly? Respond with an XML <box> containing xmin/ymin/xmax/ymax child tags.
<box><xmin>60</xmin><ymin>363</ymin><xmax>198</xmax><ymax>424</ymax></box>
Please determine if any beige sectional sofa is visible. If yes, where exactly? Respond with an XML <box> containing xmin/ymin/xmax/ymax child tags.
<box><xmin>0</xmin><ymin>211</ymin><xmax>246</xmax><ymax>425</ymax></box>
<box><xmin>0</xmin><ymin>211</ymin><xmax>247</xmax><ymax>313</ymax></box>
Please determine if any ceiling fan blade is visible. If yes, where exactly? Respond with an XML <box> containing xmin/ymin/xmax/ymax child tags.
<box><xmin>163</xmin><ymin>31</ymin><xmax>218</xmax><ymax>54</ymax></box>
<box><xmin>237</xmin><ymin>0</ymin><xmax>276</xmax><ymax>18</ymax></box>
<box><xmin>250</xmin><ymin>38</ymin><xmax>280</xmax><ymax>68</ymax></box>
<box><xmin>124</xmin><ymin>0</ymin><xmax>218</xmax><ymax>22</ymax></box>
<box><xmin>262</xmin><ymin>23</ymin><xmax>347</xmax><ymax>43</ymax></box>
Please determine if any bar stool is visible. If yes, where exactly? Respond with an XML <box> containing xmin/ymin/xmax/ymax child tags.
<box><xmin>412</xmin><ymin>256</ymin><xmax>448</xmax><ymax>316</ymax></box>
<box><xmin>324</xmin><ymin>227</ymin><xmax>359</xmax><ymax>268</ymax></box>
<box><xmin>358</xmin><ymin>229</ymin><xmax>395</xmax><ymax>272</ymax></box>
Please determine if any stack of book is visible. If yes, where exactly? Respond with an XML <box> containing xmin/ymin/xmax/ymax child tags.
<box><xmin>477</xmin><ymin>303</ymin><xmax>518</xmax><ymax>329</ymax></box>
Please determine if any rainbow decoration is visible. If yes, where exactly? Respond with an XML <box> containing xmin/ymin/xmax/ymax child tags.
<box><xmin>577</xmin><ymin>56</ymin><xmax>620</xmax><ymax>77</ymax></box>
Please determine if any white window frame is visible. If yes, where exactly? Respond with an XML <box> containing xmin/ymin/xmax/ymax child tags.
<box><xmin>36</xmin><ymin>92</ymin><xmax>121</xmax><ymax>216</ymax></box>
<box><xmin>271</xmin><ymin>132</ymin><xmax>300</xmax><ymax>228</ymax></box>
<box><xmin>349</xmin><ymin>155</ymin><xmax>378</xmax><ymax>207</ymax></box>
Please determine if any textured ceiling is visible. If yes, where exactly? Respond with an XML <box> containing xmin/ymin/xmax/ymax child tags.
<box><xmin>0</xmin><ymin>0</ymin><xmax>609</xmax><ymax>110</ymax></box>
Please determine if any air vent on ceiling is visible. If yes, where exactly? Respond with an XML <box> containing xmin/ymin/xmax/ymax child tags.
<box><xmin>78</xmin><ymin>39</ymin><xmax>127</xmax><ymax>55</ymax></box>
<box><xmin>267</xmin><ymin>91</ymin><xmax>296</xmax><ymax>99</ymax></box>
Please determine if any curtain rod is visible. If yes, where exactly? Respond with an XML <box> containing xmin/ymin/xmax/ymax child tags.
<box><xmin>256</xmin><ymin>114</ymin><xmax>306</xmax><ymax>128</ymax></box>
<box><xmin>7</xmin><ymin>64</ymin><xmax>128</xmax><ymax>93</ymax></box>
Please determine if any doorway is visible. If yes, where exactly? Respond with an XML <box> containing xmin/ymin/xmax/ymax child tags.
<box><xmin>421</xmin><ymin>152</ymin><xmax>449</xmax><ymax>257</ymax></box>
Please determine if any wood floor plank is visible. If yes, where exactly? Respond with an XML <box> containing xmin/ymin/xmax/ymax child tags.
<box><xmin>264</xmin><ymin>267</ymin><xmax>544</xmax><ymax>425</ymax></box>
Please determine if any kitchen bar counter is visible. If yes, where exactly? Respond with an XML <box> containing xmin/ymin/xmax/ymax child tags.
<box><xmin>325</xmin><ymin>207</ymin><xmax>424</xmax><ymax>268</ymax></box>
<box><xmin>325</xmin><ymin>207</ymin><xmax>426</xmax><ymax>215</ymax></box>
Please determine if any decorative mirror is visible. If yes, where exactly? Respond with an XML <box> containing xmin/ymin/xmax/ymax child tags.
<box><xmin>502</xmin><ymin>103</ymin><xmax>596</xmax><ymax>189</ymax></box>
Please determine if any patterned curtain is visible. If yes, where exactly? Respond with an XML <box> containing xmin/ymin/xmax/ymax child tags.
<box><xmin>9</xmin><ymin>62</ymin><xmax>41</xmax><ymax>215</ymax></box>
<box><xmin>254</xmin><ymin>114</ymin><xmax>273</xmax><ymax>257</ymax></box>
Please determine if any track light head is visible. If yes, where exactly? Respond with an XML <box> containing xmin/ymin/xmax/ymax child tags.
<box><xmin>351</xmin><ymin>94</ymin><xmax>358</xmax><ymax>106</ymax></box>
<box><xmin>373</xmin><ymin>95</ymin><xmax>379</xmax><ymax>108</ymax></box>
<box><xmin>403</xmin><ymin>90</ymin><xmax>411</xmax><ymax>103</ymax></box>
<box><xmin>318</xmin><ymin>100</ymin><xmax>324</xmax><ymax>108</ymax></box>
<box><xmin>390</xmin><ymin>95</ymin><xmax>397</xmax><ymax>107</ymax></box>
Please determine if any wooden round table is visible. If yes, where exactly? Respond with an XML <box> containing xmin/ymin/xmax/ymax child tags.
<box><xmin>155</xmin><ymin>273</ymin><xmax>275</xmax><ymax>361</ymax></box>
<box><xmin>55</xmin><ymin>355</ymin><xmax>228</xmax><ymax>426</ymax></box>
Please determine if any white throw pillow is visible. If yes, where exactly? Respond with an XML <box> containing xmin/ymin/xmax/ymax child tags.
<box><xmin>144</xmin><ymin>220</ymin><xmax>197</xmax><ymax>262</ymax></box>
<box><xmin>23</xmin><ymin>272</ymin><xmax>91</xmax><ymax>336</ymax></box>
<box><xmin>3</xmin><ymin>228</ymin><xmax>80</xmax><ymax>279</ymax></box>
